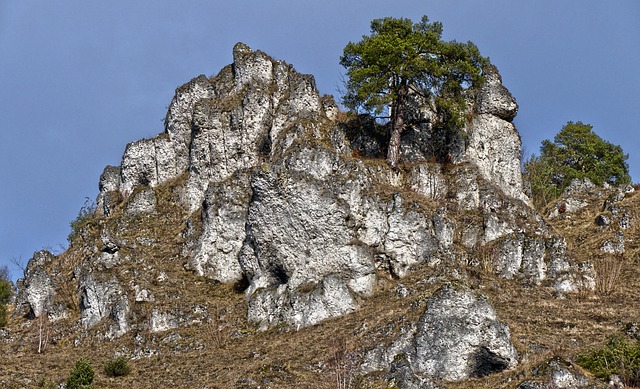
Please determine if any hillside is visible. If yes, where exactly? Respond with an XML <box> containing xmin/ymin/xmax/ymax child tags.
<box><xmin>1</xmin><ymin>43</ymin><xmax>638</xmax><ymax>388</ymax></box>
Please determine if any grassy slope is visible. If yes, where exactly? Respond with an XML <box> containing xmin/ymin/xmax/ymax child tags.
<box><xmin>2</xmin><ymin>184</ymin><xmax>639</xmax><ymax>388</ymax></box>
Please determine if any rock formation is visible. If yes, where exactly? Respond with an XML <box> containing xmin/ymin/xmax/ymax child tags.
<box><xmin>11</xmin><ymin>43</ymin><xmax>608</xmax><ymax>386</ymax></box>
<box><xmin>365</xmin><ymin>284</ymin><xmax>518</xmax><ymax>382</ymax></box>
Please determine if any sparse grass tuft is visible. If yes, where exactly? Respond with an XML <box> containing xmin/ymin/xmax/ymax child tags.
<box><xmin>593</xmin><ymin>254</ymin><xmax>625</xmax><ymax>296</ymax></box>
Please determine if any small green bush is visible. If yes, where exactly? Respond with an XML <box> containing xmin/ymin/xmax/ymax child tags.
<box><xmin>577</xmin><ymin>335</ymin><xmax>640</xmax><ymax>386</ymax></box>
<box><xmin>0</xmin><ymin>266</ymin><xmax>12</xmax><ymax>327</ymax></box>
<box><xmin>67</xmin><ymin>198</ymin><xmax>96</xmax><ymax>244</ymax></box>
<box><xmin>0</xmin><ymin>306</ymin><xmax>7</xmax><ymax>328</ymax></box>
<box><xmin>67</xmin><ymin>358</ymin><xmax>94</xmax><ymax>389</ymax></box>
<box><xmin>104</xmin><ymin>356</ymin><xmax>131</xmax><ymax>377</ymax></box>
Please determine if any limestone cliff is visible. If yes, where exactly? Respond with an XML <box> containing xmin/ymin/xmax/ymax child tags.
<box><xmin>9</xmin><ymin>43</ymin><xmax>610</xmax><ymax>387</ymax></box>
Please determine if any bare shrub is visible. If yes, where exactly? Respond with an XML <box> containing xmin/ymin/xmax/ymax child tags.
<box><xmin>594</xmin><ymin>254</ymin><xmax>625</xmax><ymax>296</ymax></box>
<box><xmin>328</xmin><ymin>336</ymin><xmax>360</xmax><ymax>389</ymax></box>
<box><xmin>211</xmin><ymin>305</ymin><xmax>228</xmax><ymax>348</ymax></box>
<box><xmin>468</xmin><ymin>244</ymin><xmax>496</xmax><ymax>274</ymax></box>
<box><xmin>34</xmin><ymin>313</ymin><xmax>51</xmax><ymax>354</ymax></box>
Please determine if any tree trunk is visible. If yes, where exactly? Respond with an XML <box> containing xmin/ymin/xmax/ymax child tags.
<box><xmin>387</xmin><ymin>84</ymin><xmax>408</xmax><ymax>168</ymax></box>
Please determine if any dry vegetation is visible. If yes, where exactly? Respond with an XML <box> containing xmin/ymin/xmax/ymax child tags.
<box><xmin>1</xmin><ymin>181</ymin><xmax>639</xmax><ymax>388</ymax></box>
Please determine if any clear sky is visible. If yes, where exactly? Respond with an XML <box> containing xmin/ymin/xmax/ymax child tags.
<box><xmin>1</xmin><ymin>1</ymin><xmax>639</xmax><ymax>281</ymax></box>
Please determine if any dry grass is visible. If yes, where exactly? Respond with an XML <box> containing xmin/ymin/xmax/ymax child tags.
<box><xmin>2</xmin><ymin>175</ymin><xmax>640</xmax><ymax>387</ymax></box>
<box><xmin>3</xmin><ymin>251</ymin><xmax>640</xmax><ymax>388</ymax></box>
<box><xmin>593</xmin><ymin>254</ymin><xmax>626</xmax><ymax>296</ymax></box>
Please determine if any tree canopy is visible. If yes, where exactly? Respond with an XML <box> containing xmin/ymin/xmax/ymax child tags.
<box><xmin>523</xmin><ymin>121</ymin><xmax>630</xmax><ymax>209</ymax></box>
<box><xmin>340</xmin><ymin>16</ymin><xmax>488</xmax><ymax>167</ymax></box>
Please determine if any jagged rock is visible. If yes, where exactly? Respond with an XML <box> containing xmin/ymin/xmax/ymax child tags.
<box><xmin>150</xmin><ymin>309</ymin><xmax>180</xmax><ymax>333</ymax></box>
<box><xmin>179</xmin><ymin>43</ymin><xmax>325</xmax><ymax>211</ymax></box>
<box><xmin>464</xmin><ymin>113</ymin><xmax>527</xmax><ymax>203</ymax></box>
<box><xmin>187</xmin><ymin>173</ymin><xmax>250</xmax><ymax>282</ymax></box>
<box><xmin>240</xmin><ymin>168</ymin><xmax>375</xmax><ymax>328</ymax></box>
<box><xmin>595</xmin><ymin>214</ymin><xmax>611</xmax><ymax>226</ymax></box>
<box><xmin>619</xmin><ymin>213</ymin><xmax>632</xmax><ymax>229</ymax></box>
<box><xmin>545</xmin><ymin>238</ymin><xmax>596</xmax><ymax>292</ymax></box>
<box><xmin>494</xmin><ymin>234</ymin><xmax>547</xmax><ymax>284</ymax></box>
<box><xmin>15</xmin><ymin>44</ymin><xmax>596</xmax><ymax>339</ymax></box>
<box><xmin>517</xmin><ymin>358</ymin><xmax>603</xmax><ymax>389</ymax></box>
<box><xmin>79</xmin><ymin>274</ymin><xmax>129</xmax><ymax>338</ymax></box>
<box><xmin>476</xmin><ymin>65</ymin><xmax>518</xmax><ymax>121</ymax></box>
<box><xmin>411</xmin><ymin>284</ymin><xmax>518</xmax><ymax>381</ymax></box>
<box><xmin>382</xmin><ymin>196</ymin><xmax>443</xmax><ymax>278</ymax></box>
<box><xmin>15</xmin><ymin>251</ymin><xmax>57</xmax><ymax>319</ymax></box>
<box><xmin>387</xmin><ymin>354</ymin><xmax>440</xmax><ymax>389</ymax></box>
<box><xmin>548</xmin><ymin>178</ymin><xmax>601</xmax><ymax>219</ymax></box>
<box><xmin>366</xmin><ymin>284</ymin><xmax>517</xmax><ymax>382</ymax></box>
<box><xmin>462</xmin><ymin>65</ymin><xmax>527</xmax><ymax>203</ymax></box>
<box><xmin>96</xmin><ymin>165</ymin><xmax>122</xmax><ymax>216</ymax></box>
<box><xmin>492</xmin><ymin>233</ymin><xmax>595</xmax><ymax>291</ymax></box>
<box><xmin>247</xmin><ymin>275</ymin><xmax>359</xmax><ymax>330</ymax></box>
<box><xmin>407</xmin><ymin>164</ymin><xmax>447</xmax><ymax>200</ymax></box>
<box><xmin>94</xmin><ymin>42</ymin><xmax>328</xmax><ymax>214</ymax></box>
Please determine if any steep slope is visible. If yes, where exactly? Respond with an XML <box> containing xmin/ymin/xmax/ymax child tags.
<box><xmin>2</xmin><ymin>44</ymin><xmax>630</xmax><ymax>388</ymax></box>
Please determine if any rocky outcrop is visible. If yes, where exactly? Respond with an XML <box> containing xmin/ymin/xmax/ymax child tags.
<box><xmin>412</xmin><ymin>285</ymin><xmax>518</xmax><ymax>381</ymax></box>
<box><xmin>15</xmin><ymin>251</ymin><xmax>57</xmax><ymax>319</ymax></box>
<box><xmin>365</xmin><ymin>284</ymin><xmax>518</xmax><ymax>383</ymax></box>
<box><xmin>516</xmin><ymin>358</ymin><xmax>606</xmax><ymax>389</ymax></box>
<box><xmin>187</xmin><ymin>173</ymin><xmax>250</xmax><ymax>282</ymax></box>
<box><xmin>16</xmin><ymin>44</ymin><xmax>594</xmax><ymax>341</ymax></box>
<box><xmin>78</xmin><ymin>273</ymin><xmax>129</xmax><ymax>338</ymax></box>
<box><xmin>96</xmin><ymin>42</ymin><xmax>327</xmax><ymax>215</ymax></box>
<box><xmin>464</xmin><ymin>65</ymin><xmax>527</xmax><ymax>203</ymax></box>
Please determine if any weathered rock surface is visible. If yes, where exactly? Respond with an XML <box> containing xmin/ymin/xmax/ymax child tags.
<box><xmin>365</xmin><ymin>284</ymin><xmax>518</xmax><ymax>383</ymax></box>
<box><xmin>15</xmin><ymin>251</ymin><xmax>57</xmax><ymax>319</ymax></box>
<box><xmin>516</xmin><ymin>358</ymin><xmax>606</xmax><ymax>389</ymax></box>
<box><xmin>187</xmin><ymin>173</ymin><xmax>250</xmax><ymax>282</ymax></box>
<box><xmin>16</xmin><ymin>44</ymin><xmax>594</xmax><ymax>345</ymax></box>
<box><xmin>78</xmin><ymin>273</ymin><xmax>129</xmax><ymax>338</ymax></box>
<box><xmin>464</xmin><ymin>66</ymin><xmax>527</xmax><ymax>203</ymax></box>
<box><xmin>412</xmin><ymin>285</ymin><xmax>518</xmax><ymax>381</ymax></box>
<box><xmin>97</xmin><ymin>42</ymin><xmax>327</xmax><ymax>215</ymax></box>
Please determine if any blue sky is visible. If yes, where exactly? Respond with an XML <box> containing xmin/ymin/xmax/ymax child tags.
<box><xmin>1</xmin><ymin>1</ymin><xmax>639</xmax><ymax>280</ymax></box>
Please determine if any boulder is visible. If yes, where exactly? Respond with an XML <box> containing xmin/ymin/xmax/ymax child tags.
<box><xmin>365</xmin><ymin>284</ymin><xmax>518</xmax><ymax>383</ymax></box>
<box><xmin>411</xmin><ymin>284</ymin><xmax>518</xmax><ymax>381</ymax></box>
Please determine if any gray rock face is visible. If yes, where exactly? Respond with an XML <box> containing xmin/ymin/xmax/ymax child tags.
<box><xmin>95</xmin><ymin>42</ymin><xmax>327</xmax><ymax>214</ymax></box>
<box><xmin>602</xmin><ymin>232</ymin><xmax>625</xmax><ymax>254</ymax></box>
<box><xmin>125</xmin><ymin>188</ymin><xmax>157</xmax><ymax>215</ymax></box>
<box><xmin>517</xmin><ymin>358</ymin><xmax>601</xmax><ymax>389</ymax></box>
<box><xmin>464</xmin><ymin>114</ymin><xmax>527</xmax><ymax>203</ymax></box>
<box><xmin>495</xmin><ymin>234</ymin><xmax>547</xmax><ymax>283</ymax></box>
<box><xmin>15</xmin><ymin>251</ymin><xmax>56</xmax><ymax>318</ymax></box>
<box><xmin>79</xmin><ymin>274</ymin><xmax>129</xmax><ymax>338</ymax></box>
<box><xmin>188</xmin><ymin>174</ymin><xmax>250</xmax><ymax>282</ymax></box>
<box><xmin>547</xmin><ymin>178</ymin><xmax>599</xmax><ymax>219</ymax></box>
<box><xmin>462</xmin><ymin>66</ymin><xmax>527</xmax><ymax>203</ymax></box>
<box><xmin>239</xmin><ymin>168</ymin><xmax>375</xmax><ymax>329</ymax></box>
<box><xmin>412</xmin><ymin>284</ymin><xmax>518</xmax><ymax>381</ymax></box>
<box><xmin>16</xmin><ymin>44</ymin><xmax>595</xmax><ymax>340</ymax></box>
<box><xmin>387</xmin><ymin>355</ymin><xmax>440</xmax><ymax>389</ymax></box>
<box><xmin>364</xmin><ymin>284</ymin><xmax>517</xmax><ymax>383</ymax></box>
<box><xmin>476</xmin><ymin>65</ymin><xmax>518</xmax><ymax>121</ymax></box>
